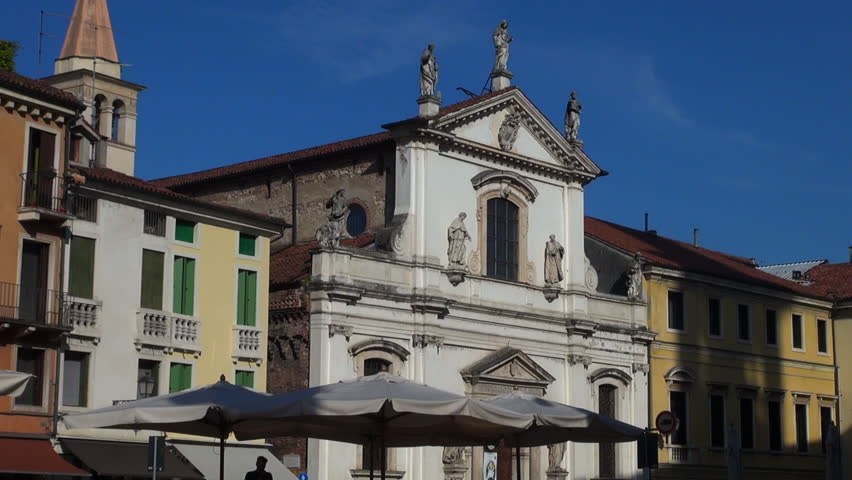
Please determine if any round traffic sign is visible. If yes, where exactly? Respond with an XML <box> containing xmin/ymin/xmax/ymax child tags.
<box><xmin>298</xmin><ymin>473</ymin><xmax>309</xmax><ymax>480</ymax></box>
<box><xmin>655</xmin><ymin>410</ymin><xmax>678</xmax><ymax>434</ymax></box>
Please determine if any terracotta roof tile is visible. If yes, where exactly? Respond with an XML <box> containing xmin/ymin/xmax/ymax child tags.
<box><xmin>584</xmin><ymin>216</ymin><xmax>824</xmax><ymax>298</ymax></box>
<box><xmin>804</xmin><ymin>263</ymin><xmax>852</xmax><ymax>301</ymax></box>
<box><xmin>270</xmin><ymin>233</ymin><xmax>375</xmax><ymax>287</ymax></box>
<box><xmin>151</xmin><ymin>132</ymin><xmax>394</xmax><ymax>189</ymax></box>
<box><xmin>0</xmin><ymin>70</ymin><xmax>83</xmax><ymax>110</ymax></box>
<box><xmin>77</xmin><ymin>167</ymin><xmax>289</xmax><ymax>228</ymax></box>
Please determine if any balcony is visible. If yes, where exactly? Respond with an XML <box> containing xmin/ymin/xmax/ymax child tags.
<box><xmin>0</xmin><ymin>281</ymin><xmax>69</xmax><ymax>346</ymax></box>
<box><xmin>18</xmin><ymin>171</ymin><xmax>74</xmax><ymax>223</ymax></box>
<box><xmin>233</xmin><ymin>325</ymin><xmax>263</xmax><ymax>365</ymax></box>
<box><xmin>664</xmin><ymin>445</ymin><xmax>698</xmax><ymax>465</ymax></box>
<box><xmin>135</xmin><ymin>309</ymin><xmax>201</xmax><ymax>356</ymax></box>
<box><xmin>66</xmin><ymin>297</ymin><xmax>101</xmax><ymax>343</ymax></box>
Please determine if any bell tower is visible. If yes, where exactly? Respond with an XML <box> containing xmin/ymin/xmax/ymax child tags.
<box><xmin>44</xmin><ymin>0</ymin><xmax>144</xmax><ymax>176</ymax></box>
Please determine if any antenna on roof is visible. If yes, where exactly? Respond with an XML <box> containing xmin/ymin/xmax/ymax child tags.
<box><xmin>644</xmin><ymin>213</ymin><xmax>649</xmax><ymax>232</ymax></box>
<box><xmin>456</xmin><ymin>87</ymin><xmax>477</xmax><ymax>99</ymax></box>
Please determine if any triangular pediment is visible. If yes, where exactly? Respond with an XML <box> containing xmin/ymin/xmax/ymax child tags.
<box><xmin>432</xmin><ymin>88</ymin><xmax>602</xmax><ymax>181</ymax></box>
<box><xmin>460</xmin><ymin>347</ymin><xmax>555</xmax><ymax>387</ymax></box>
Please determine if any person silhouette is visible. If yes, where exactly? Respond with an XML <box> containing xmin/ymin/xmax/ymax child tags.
<box><xmin>244</xmin><ymin>456</ymin><xmax>272</xmax><ymax>480</ymax></box>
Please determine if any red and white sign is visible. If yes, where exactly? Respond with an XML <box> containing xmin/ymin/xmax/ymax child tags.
<box><xmin>655</xmin><ymin>410</ymin><xmax>678</xmax><ymax>434</ymax></box>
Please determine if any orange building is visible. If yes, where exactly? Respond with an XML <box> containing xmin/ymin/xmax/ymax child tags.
<box><xmin>0</xmin><ymin>70</ymin><xmax>90</xmax><ymax>476</ymax></box>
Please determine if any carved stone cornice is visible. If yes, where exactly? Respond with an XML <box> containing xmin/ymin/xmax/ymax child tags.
<box><xmin>328</xmin><ymin>324</ymin><xmax>354</xmax><ymax>341</ymax></box>
<box><xmin>567</xmin><ymin>354</ymin><xmax>592</xmax><ymax>369</ymax></box>
<box><xmin>410</xmin><ymin>297</ymin><xmax>451</xmax><ymax>319</ymax></box>
<box><xmin>565</xmin><ymin>318</ymin><xmax>598</xmax><ymax>338</ymax></box>
<box><xmin>412</xmin><ymin>334</ymin><xmax>445</xmax><ymax>350</ymax></box>
<box><xmin>631</xmin><ymin>329</ymin><xmax>657</xmax><ymax>345</ymax></box>
<box><xmin>632</xmin><ymin>363</ymin><xmax>649</xmax><ymax>375</ymax></box>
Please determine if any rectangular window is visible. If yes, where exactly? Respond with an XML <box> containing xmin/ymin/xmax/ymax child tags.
<box><xmin>168</xmin><ymin>363</ymin><xmax>192</xmax><ymax>393</ymax></box>
<box><xmin>737</xmin><ymin>304</ymin><xmax>750</xmax><ymax>341</ymax></box>
<box><xmin>768</xmin><ymin>400</ymin><xmax>782</xmax><ymax>451</ymax></box>
<box><xmin>144</xmin><ymin>210</ymin><xmax>166</xmax><ymax>237</ymax></box>
<box><xmin>72</xmin><ymin>195</ymin><xmax>97</xmax><ymax>222</ymax></box>
<box><xmin>140</xmin><ymin>250</ymin><xmax>165</xmax><ymax>310</ymax></box>
<box><xmin>69</xmin><ymin>236</ymin><xmax>96</xmax><ymax>299</ymax></box>
<box><xmin>792</xmin><ymin>314</ymin><xmax>804</xmax><ymax>350</ymax></box>
<box><xmin>817</xmin><ymin>319</ymin><xmax>828</xmax><ymax>354</ymax></box>
<box><xmin>15</xmin><ymin>348</ymin><xmax>44</xmax><ymax>406</ymax></box>
<box><xmin>486</xmin><ymin>198</ymin><xmax>519</xmax><ymax>281</ymax></box>
<box><xmin>670</xmin><ymin>391</ymin><xmax>688</xmax><ymax>445</ymax></box>
<box><xmin>795</xmin><ymin>403</ymin><xmax>808</xmax><ymax>452</ymax></box>
<box><xmin>137</xmin><ymin>360</ymin><xmax>160</xmax><ymax>399</ymax></box>
<box><xmin>62</xmin><ymin>351</ymin><xmax>89</xmax><ymax>407</ymax></box>
<box><xmin>24</xmin><ymin>128</ymin><xmax>56</xmax><ymax>209</ymax></box>
<box><xmin>237</xmin><ymin>269</ymin><xmax>258</xmax><ymax>326</ymax></box>
<box><xmin>739</xmin><ymin>397</ymin><xmax>754</xmax><ymax>449</ymax></box>
<box><xmin>235</xmin><ymin>370</ymin><xmax>255</xmax><ymax>388</ymax></box>
<box><xmin>710</xmin><ymin>394</ymin><xmax>725</xmax><ymax>448</ymax></box>
<box><xmin>172</xmin><ymin>256</ymin><xmax>196</xmax><ymax>316</ymax></box>
<box><xmin>766</xmin><ymin>309</ymin><xmax>778</xmax><ymax>346</ymax></box>
<box><xmin>708</xmin><ymin>298</ymin><xmax>721</xmax><ymax>336</ymax></box>
<box><xmin>174</xmin><ymin>219</ymin><xmax>196</xmax><ymax>243</ymax></box>
<box><xmin>668</xmin><ymin>291</ymin><xmax>684</xmax><ymax>331</ymax></box>
<box><xmin>821</xmin><ymin>406</ymin><xmax>833</xmax><ymax>453</ymax></box>
<box><xmin>238</xmin><ymin>233</ymin><xmax>257</xmax><ymax>256</ymax></box>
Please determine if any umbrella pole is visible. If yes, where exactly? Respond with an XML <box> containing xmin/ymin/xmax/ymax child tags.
<box><xmin>219</xmin><ymin>434</ymin><xmax>226</xmax><ymax>480</ymax></box>
<box><xmin>515</xmin><ymin>444</ymin><xmax>521</xmax><ymax>480</ymax></box>
<box><xmin>380</xmin><ymin>435</ymin><xmax>386</xmax><ymax>480</ymax></box>
<box><xmin>369</xmin><ymin>436</ymin><xmax>375</xmax><ymax>480</ymax></box>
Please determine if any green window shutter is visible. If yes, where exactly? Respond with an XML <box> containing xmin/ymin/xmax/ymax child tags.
<box><xmin>69</xmin><ymin>236</ymin><xmax>95</xmax><ymax>299</ymax></box>
<box><xmin>236</xmin><ymin>371</ymin><xmax>254</xmax><ymax>388</ymax></box>
<box><xmin>175</xmin><ymin>220</ymin><xmax>195</xmax><ymax>243</ymax></box>
<box><xmin>173</xmin><ymin>257</ymin><xmax>184</xmax><ymax>314</ymax></box>
<box><xmin>182</xmin><ymin>258</ymin><xmax>195</xmax><ymax>316</ymax></box>
<box><xmin>245</xmin><ymin>271</ymin><xmax>257</xmax><ymax>327</ymax></box>
<box><xmin>182</xmin><ymin>364</ymin><xmax>192</xmax><ymax>390</ymax></box>
<box><xmin>169</xmin><ymin>364</ymin><xmax>182</xmax><ymax>393</ymax></box>
<box><xmin>237</xmin><ymin>270</ymin><xmax>247</xmax><ymax>326</ymax></box>
<box><xmin>239</xmin><ymin>233</ymin><xmax>256</xmax><ymax>256</ymax></box>
<box><xmin>140</xmin><ymin>250</ymin><xmax>164</xmax><ymax>310</ymax></box>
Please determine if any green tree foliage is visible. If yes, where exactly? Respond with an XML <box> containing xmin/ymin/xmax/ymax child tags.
<box><xmin>0</xmin><ymin>40</ymin><xmax>22</xmax><ymax>72</ymax></box>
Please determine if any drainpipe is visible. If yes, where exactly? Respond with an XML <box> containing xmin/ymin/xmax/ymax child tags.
<box><xmin>287</xmin><ymin>164</ymin><xmax>298</xmax><ymax>246</ymax></box>
<box><xmin>830</xmin><ymin>303</ymin><xmax>840</xmax><ymax>428</ymax></box>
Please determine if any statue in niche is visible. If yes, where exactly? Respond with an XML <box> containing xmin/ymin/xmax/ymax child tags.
<box><xmin>626</xmin><ymin>253</ymin><xmax>643</xmax><ymax>300</ymax></box>
<box><xmin>498</xmin><ymin>113</ymin><xmax>521</xmax><ymax>151</ymax></box>
<box><xmin>492</xmin><ymin>20</ymin><xmax>513</xmax><ymax>74</ymax></box>
<box><xmin>316</xmin><ymin>189</ymin><xmax>349</xmax><ymax>248</ymax></box>
<box><xmin>442</xmin><ymin>446</ymin><xmax>465</xmax><ymax>466</ymax></box>
<box><xmin>447</xmin><ymin>212</ymin><xmax>471</xmax><ymax>269</ymax></box>
<box><xmin>544</xmin><ymin>235</ymin><xmax>564</xmax><ymax>286</ymax></box>
<box><xmin>420</xmin><ymin>44</ymin><xmax>438</xmax><ymax>97</ymax></box>
<box><xmin>564</xmin><ymin>91</ymin><xmax>582</xmax><ymax>142</ymax></box>
<box><xmin>547</xmin><ymin>442</ymin><xmax>567</xmax><ymax>472</ymax></box>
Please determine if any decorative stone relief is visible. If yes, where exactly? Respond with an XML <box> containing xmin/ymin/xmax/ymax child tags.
<box><xmin>567</xmin><ymin>354</ymin><xmax>592</xmax><ymax>369</ymax></box>
<box><xmin>316</xmin><ymin>189</ymin><xmax>348</xmax><ymax>248</ymax></box>
<box><xmin>547</xmin><ymin>443</ymin><xmax>567</xmax><ymax>473</ymax></box>
<box><xmin>584</xmin><ymin>256</ymin><xmax>599</xmax><ymax>291</ymax></box>
<box><xmin>442</xmin><ymin>447</ymin><xmax>467</xmax><ymax>480</ymax></box>
<box><xmin>498</xmin><ymin>113</ymin><xmax>521</xmax><ymax>151</ymax></box>
<box><xmin>468</xmin><ymin>250</ymin><xmax>481</xmax><ymax>275</ymax></box>
<box><xmin>632</xmin><ymin>363</ymin><xmax>649</xmax><ymax>375</ymax></box>
<box><xmin>626</xmin><ymin>253</ymin><xmax>643</xmax><ymax>300</ymax></box>
<box><xmin>328</xmin><ymin>324</ymin><xmax>354</xmax><ymax>341</ymax></box>
<box><xmin>412</xmin><ymin>334</ymin><xmax>445</xmax><ymax>350</ymax></box>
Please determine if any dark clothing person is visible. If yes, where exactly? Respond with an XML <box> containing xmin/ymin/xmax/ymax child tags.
<box><xmin>245</xmin><ymin>456</ymin><xmax>272</xmax><ymax>480</ymax></box>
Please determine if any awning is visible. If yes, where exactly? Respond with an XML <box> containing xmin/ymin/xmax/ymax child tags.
<box><xmin>0</xmin><ymin>438</ymin><xmax>90</xmax><ymax>476</ymax></box>
<box><xmin>0</xmin><ymin>370</ymin><xmax>33</xmax><ymax>397</ymax></box>
<box><xmin>61</xmin><ymin>438</ymin><xmax>203</xmax><ymax>479</ymax></box>
<box><xmin>173</xmin><ymin>442</ymin><xmax>298</xmax><ymax>480</ymax></box>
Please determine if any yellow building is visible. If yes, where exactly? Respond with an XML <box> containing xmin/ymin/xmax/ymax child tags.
<box><xmin>586</xmin><ymin>217</ymin><xmax>837</xmax><ymax>480</ymax></box>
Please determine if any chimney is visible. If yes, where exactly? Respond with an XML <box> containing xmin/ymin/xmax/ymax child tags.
<box><xmin>644</xmin><ymin>213</ymin><xmax>649</xmax><ymax>233</ymax></box>
<box><xmin>693</xmin><ymin>228</ymin><xmax>699</xmax><ymax>247</ymax></box>
<box><xmin>648</xmin><ymin>230</ymin><xmax>657</xmax><ymax>236</ymax></box>
<box><xmin>848</xmin><ymin>245</ymin><xmax>852</xmax><ymax>263</ymax></box>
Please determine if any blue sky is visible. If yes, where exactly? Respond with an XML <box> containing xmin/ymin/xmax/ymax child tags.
<box><xmin>6</xmin><ymin>1</ymin><xmax>851</xmax><ymax>264</ymax></box>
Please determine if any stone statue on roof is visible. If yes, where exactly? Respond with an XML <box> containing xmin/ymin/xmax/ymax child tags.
<box><xmin>316</xmin><ymin>189</ymin><xmax>349</xmax><ymax>248</ymax></box>
<box><xmin>565</xmin><ymin>91</ymin><xmax>582</xmax><ymax>142</ymax></box>
<box><xmin>420</xmin><ymin>44</ymin><xmax>438</xmax><ymax>97</ymax></box>
<box><xmin>492</xmin><ymin>20</ymin><xmax>513</xmax><ymax>74</ymax></box>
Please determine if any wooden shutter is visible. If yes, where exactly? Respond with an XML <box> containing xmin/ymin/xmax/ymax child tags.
<box><xmin>182</xmin><ymin>364</ymin><xmax>192</xmax><ymax>390</ymax></box>
<box><xmin>169</xmin><ymin>363</ymin><xmax>181</xmax><ymax>393</ymax></box>
<box><xmin>175</xmin><ymin>220</ymin><xmax>195</xmax><ymax>243</ymax></box>
<box><xmin>237</xmin><ymin>270</ymin><xmax>246</xmax><ymax>326</ymax></box>
<box><xmin>69</xmin><ymin>236</ymin><xmax>95</xmax><ymax>299</ymax></box>
<box><xmin>183</xmin><ymin>259</ymin><xmax>195</xmax><ymax>316</ymax></box>
<box><xmin>173</xmin><ymin>257</ymin><xmax>184</xmax><ymax>314</ymax></box>
<box><xmin>239</xmin><ymin>233</ymin><xmax>256</xmax><ymax>256</ymax></box>
<box><xmin>140</xmin><ymin>250</ymin><xmax>164</xmax><ymax>310</ymax></box>
<box><xmin>38</xmin><ymin>130</ymin><xmax>55</xmax><ymax>171</ymax></box>
<box><xmin>245</xmin><ymin>271</ymin><xmax>257</xmax><ymax>327</ymax></box>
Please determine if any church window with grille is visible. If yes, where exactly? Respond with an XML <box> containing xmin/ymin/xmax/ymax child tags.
<box><xmin>486</xmin><ymin>197</ymin><xmax>519</xmax><ymax>281</ymax></box>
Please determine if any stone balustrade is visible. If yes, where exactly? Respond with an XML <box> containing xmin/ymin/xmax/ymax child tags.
<box><xmin>66</xmin><ymin>297</ymin><xmax>101</xmax><ymax>341</ymax></box>
<box><xmin>233</xmin><ymin>325</ymin><xmax>263</xmax><ymax>363</ymax></box>
<box><xmin>136</xmin><ymin>309</ymin><xmax>201</xmax><ymax>354</ymax></box>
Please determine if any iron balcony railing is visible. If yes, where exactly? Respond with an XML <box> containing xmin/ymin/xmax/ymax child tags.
<box><xmin>19</xmin><ymin>171</ymin><xmax>69</xmax><ymax>215</ymax></box>
<box><xmin>0</xmin><ymin>281</ymin><xmax>67</xmax><ymax>327</ymax></box>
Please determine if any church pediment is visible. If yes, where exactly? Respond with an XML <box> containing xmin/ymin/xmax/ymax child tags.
<box><xmin>431</xmin><ymin>88</ymin><xmax>602</xmax><ymax>182</ymax></box>
<box><xmin>460</xmin><ymin>347</ymin><xmax>555</xmax><ymax>394</ymax></box>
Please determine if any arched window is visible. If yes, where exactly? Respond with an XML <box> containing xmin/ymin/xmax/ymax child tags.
<box><xmin>111</xmin><ymin>100</ymin><xmax>124</xmax><ymax>142</ymax></box>
<box><xmin>598</xmin><ymin>384</ymin><xmax>617</xmax><ymax>477</ymax></box>
<box><xmin>347</xmin><ymin>203</ymin><xmax>367</xmax><ymax>236</ymax></box>
<box><xmin>91</xmin><ymin>96</ymin><xmax>105</xmax><ymax>134</ymax></box>
<box><xmin>486</xmin><ymin>197</ymin><xmax>519</xmax><ymax>281</ymax></box>
<box><xmin>364</xmin><ymin>357</ymin><xmax>390</xmax><ymax>376</ymax></box>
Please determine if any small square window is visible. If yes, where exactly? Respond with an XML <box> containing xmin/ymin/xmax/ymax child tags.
<box><xmin>144</xmin><ymin>210</ymin><xmax>166</xmax><ymax>237</ymax></box>
<box><xmin>175</xmin><ymin>219</ymin><xmax>196</xmax><ymax>243</ymax></box>
<box><xmin>238</xmin><ymin>233</ymin><xmax>257</xmax><ymax>256</ymax></box>
<box><xmin>72</xmin><ymin>195</ymin><xmax>97</xmax><ymax>222</ymax></box>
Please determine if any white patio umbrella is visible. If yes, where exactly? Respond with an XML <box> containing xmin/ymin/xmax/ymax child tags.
<box><xmin>234</xmin><ymin>373</ymin><xmax>535</xmax><ymax>480</ymax></box>
<box><xmin>62</xmin><ymin>375</ymin><xmax>269</xmax><ymax>480</ymax></box>
<box><xmin>482</xmin><ymin>391</ymin><xmax>645</xmax><ymax>480</ymax></box>
<box><xmin>0</xmin><ymin>370</ymin><xmax>33</xmax><ymax>397</ymax></box>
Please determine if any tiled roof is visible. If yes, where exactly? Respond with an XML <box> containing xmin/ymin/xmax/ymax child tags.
<box><xmin>804</xmin><ymin>263</ymin><xmax>852</xmax><ymax>301</ymax></box>
<box><xmin>757</xmin><ymin>260</ymin><xmax>827</xmax><ymax>282</ymax></box>
<box><xmin>77</xmin><ymin>167</ymin><xmax>289</xmax><ymax>228</ymax></box>
<box><xmin>152</xmin><ymin>87</ymin><xmax>520</xmax><ymax>191</ymax></box>
<box><xmin>151</xmin><ymin>132</ymin><xmax>394</xmax><ymax>189</ymax></box>
<box><xmin>584</xmin><ymin>216</ymin><xmax>823</xmax><ymax>298</ymax></box>
<box><xmin>270</xmin><ymin>233</ymin><xmax>375</xmax><ymax>287</ymax></box>
<box><xmin>0</xmin><ymin>70</ymin><xmax>83</xmax><ymax>110</ymax></box>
